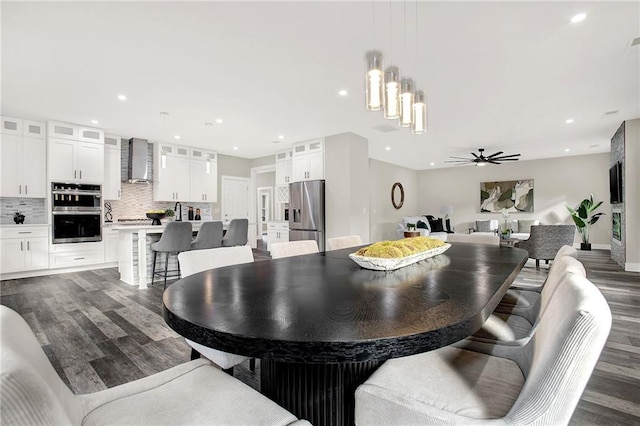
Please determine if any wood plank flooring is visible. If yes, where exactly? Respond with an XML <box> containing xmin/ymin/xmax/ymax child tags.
<box><xmin>1</xmin><ymin>248</ymin><xmax>638</xmax><ymax>424</ymax></box>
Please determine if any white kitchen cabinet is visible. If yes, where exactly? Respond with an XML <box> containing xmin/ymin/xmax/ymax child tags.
<box><xmin>267</xmin><ymin>221</ymin><xmax>289</xmax><ymax>251</ymax></box>
<box><xmin>103</xmin><ymin>135</ymin><xmax>122</xmax><ymax>200</ymax></box>
<box><xmin>189</xmin><ymin>148</ymin><xmax>217</xmax><ymax>202</ymax></box>
<box><xmin>275</xmin><ymin>149</ymin><xmax>293</xmax><ymax>185</ymax></box>
<box><xmin>154</xmin><ymin>144</ymin><xmax>190</xmax><ymax>201</ymax></box>
<box><xmin>103</xmin><ymin>228</ymin><xmax>118</xmax><ymax>263</ymax></box>
<box><xmin>49</xmin><ymin>241</ymin><xmax>105</xmax><ymax>268</ymax></box>
<box><xmin>48</xmin><ymin>137</ymin><xmax>104</xmax><ymax>183</ymax></box>
<box><xmin>0</xmin><ymin>116</ymin><xmax>46</xmax><ymax>198</ymax></box>
<box><xmin>48</xmin><ymin>120</ymin><xmax>78</xmax><ymax>140</ymax></box>
<box><xmin>292</xmin><ymin>139</ymin><xmax>324</xmax><ymax>181</ymax></box>
<box><xmin>0</xmin><ymin>226</ymin><xmax>49</xmax><ymax>274</ymax></box>
<box><xmin>78</xmin><ymin>126</ymin><xmax>104</xmax><ymax>144</ymax></box>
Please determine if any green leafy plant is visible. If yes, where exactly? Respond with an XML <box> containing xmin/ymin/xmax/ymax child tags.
<box><xmin>164</xmin><ymin>208</ymin><xmax>174</xmax><ymax>217</ymax></box>
<box><xmin>566</xmin><ymin>194</ymin><xmax>605</xmax><ymax>244</ymax></box>
<box><xmin>406</xmin><ymin>223</ymin><xmax>416</xmax><ymax>231</ymax></box>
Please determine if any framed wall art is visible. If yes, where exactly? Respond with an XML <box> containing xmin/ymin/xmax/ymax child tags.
<box><xmin>480</xmin><ymin>179</ymin><xmax>534</xmax><ymax>213</ymax></box>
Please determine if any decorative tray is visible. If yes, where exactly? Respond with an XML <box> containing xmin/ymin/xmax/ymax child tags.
<box><xmin>349</xmin><ymin>243</ymin><xmax>451</xmax><ymax>271</ymax></box>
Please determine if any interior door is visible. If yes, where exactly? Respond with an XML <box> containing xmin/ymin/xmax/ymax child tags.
<box><xmin>221</xmin><ymin>176</ymin><xmax>250</xmax><ymax>224</ymax></box>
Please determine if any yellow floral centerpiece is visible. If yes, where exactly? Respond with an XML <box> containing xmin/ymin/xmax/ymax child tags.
<box><xmin>349</xmin><ymin>237</ymin><xmax>451</xmax><ymax>271</ymax></box>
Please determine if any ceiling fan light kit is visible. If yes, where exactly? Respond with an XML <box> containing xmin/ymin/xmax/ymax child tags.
<box><xmin>445</xmin><ymin>148</ymin><xmax>521</xmax><ymax>166</ymax></box>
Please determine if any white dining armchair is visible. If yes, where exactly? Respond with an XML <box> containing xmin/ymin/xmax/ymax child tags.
<box><xmin>326</xmin><ymin>235</ymin><xmax>363</xmax><ymax>251</ymax></box>
<box><xmin>178</xmin><ymin>246</ymin><xmax>255</xmax><ymax>374</ymax></box>
<box><xmin>270</xmin><ymin>240</ymin><xmax>319</xmax><ymax>259</ymax></box>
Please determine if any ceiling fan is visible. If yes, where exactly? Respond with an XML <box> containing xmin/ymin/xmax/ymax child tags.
<box><xmin>445</xmin><ymin>148</ymin><xmax>521</xmax><ymax>166</ymax></box>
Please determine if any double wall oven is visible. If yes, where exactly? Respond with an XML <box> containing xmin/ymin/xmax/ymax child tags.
<box><xmin>51</xmin><ymin>182</ymin><xmax>102</xmax><ymax>244</ymax></box>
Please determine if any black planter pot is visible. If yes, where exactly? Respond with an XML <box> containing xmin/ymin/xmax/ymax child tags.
<box><xmin>580</xmin><ymin>243</ymin><xmax>592</xmax><ymax>251</ymax></box>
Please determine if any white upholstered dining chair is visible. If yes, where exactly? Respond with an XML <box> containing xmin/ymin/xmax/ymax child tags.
<box><xmin>355</xmin><ymin>272</ymin><xmax>611</xmax><ymax>425</ymax></box>
<box><xmin>326</xmin><ymin>235</ymin><xmax>363</xmax><ymax>251</ymax></box>
<box><xmin>178</xmin><ymin>246</ymin><xmax>255</xmax><ymax>374</ymax></box>
<box><xmin>269</xmin><ymin>240</ymin><xmax>319</xmax><ymax>259</ymax></box>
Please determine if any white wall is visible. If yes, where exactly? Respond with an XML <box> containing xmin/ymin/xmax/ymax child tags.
<box><xmin>368</xmin><ymin>159</ymin><xmax>418</xmax><ymax>242</ymax></box>
<box><xmin>325</xmin><ymin>132</ymin><xmax>370</xmax><ymax>243</ymax></box>
<box><xmin>416</xmin><ymin>153</ymin><xmax>611</xmax><ymax>246</ymax></box>
<box><xmin>624</xmin><ymin>119</ymin><xmax>640</xmax><ymax>270</ymax></box>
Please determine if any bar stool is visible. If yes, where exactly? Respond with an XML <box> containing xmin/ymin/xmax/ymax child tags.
<box><xmin>191</xmin><ymin>221</ymin><xmax>224</xmax><ymax>250</ymax></box>
<box><xmin>221</xmin><ymin>218</ymin><xmax>249</xmax><ymax>246</ymax></box>
<box><xmin>151</xmin><ymin>221</ymin><xmax>192</xmax><ymax>289</ymax></box>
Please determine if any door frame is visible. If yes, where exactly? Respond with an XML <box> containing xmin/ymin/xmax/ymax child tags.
<box><xmin>257</xmin><ymin>186</ymin><xmax>273</xmax><ymax>237</ymax></box>
<box><xmin>250</xmin><ymin>164</ymin><xmax>276</xmax><ymax>246</ymax></box>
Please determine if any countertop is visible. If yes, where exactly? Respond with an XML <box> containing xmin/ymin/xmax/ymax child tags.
<box><xmin>0</xmin><ymin>224</ymin><xmax>49</xmax><ymax>228</ymax></box>
<box><xmin>110</xmin><ymin>220</ymin><xmax>207</xmax><ymax>231</ymax></box>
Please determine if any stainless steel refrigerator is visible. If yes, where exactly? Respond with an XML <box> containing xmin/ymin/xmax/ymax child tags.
<box><xmin>289</xmin><ymin>180</ymin><xmax>325</xmax><ymax>251</ymax></box>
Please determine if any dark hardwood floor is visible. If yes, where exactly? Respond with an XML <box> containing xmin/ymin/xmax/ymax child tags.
<box><xmin>1</xmin><ymin>247</ymin><xmax>638</xmax><ymax>424</ymax></box>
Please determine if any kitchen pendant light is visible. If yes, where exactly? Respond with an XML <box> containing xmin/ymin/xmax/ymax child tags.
<box><xmin>365</xmin><ymin>51</ymin><xmax>384</xmax><ymax>111</ymax></box>
<box><xmin>384</xmin><ymin>66</ymin><xmax>400</xmax><ymax>119</ymax></box>
<box><xmin>398</xmin><ymin>78</ymin><xmax>414</xmax><ymax>127</ymax></box>
<box><xmin>411</xmin><ymin>90</ymin><xmax>426</xmax><ymax>134</ymax></box>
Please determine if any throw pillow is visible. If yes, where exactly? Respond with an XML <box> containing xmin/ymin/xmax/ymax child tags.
<box><xmin>518</xmin><ymin>220</ymin><xmax>537</xmax><ymax>233</ymax></box>
<box><xmin>417</xmin><ymin>220</ymin><xmax>428</xmax><ymax>230</ymax></box>
<box><xmin>428</xmin><ymin>218</ymin><xmax>444</xmax><ymax>233</ymax></box>
<box><xmin>476</xmin><ymin>220</ymin><xmax>492</xmax><ymax>232</ymax></box>
<box><xmin>445</xmin><ymin>219</ymin><xmax>454</xmax><ymax>233</ymax></box>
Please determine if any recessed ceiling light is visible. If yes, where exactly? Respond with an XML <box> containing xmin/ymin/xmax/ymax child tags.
<box><xmin>174</xmin><ymin>135</ymin><xmax>181</xmax><ymax>140</ymax></box>
<box><xmin>565</xmin><ymin>118</ymin><xmax>574</xmax><ymax>124</ymax></box>
<box><xmin>215</xmin><ymin>118</ymin><xmax>223</xmax><ymax>124</ymax></box>
<box><xmin>430</xmin><ymin>162</ymin><xmax>435</xmax><ymax>166</ymax></box>
<box><xmin>90</xmin><ymin>120</ymin><xmax>98</xmax><ymax>125</ymax></box>
<box><xmin>278</xmin><ymin>135</ymin><xmax>284</xmax><ymax>140</ymax></box>
<box><xmin>338</xmin><ymin>89</ymin><xmax>348</xmax><ymax>96</ymax></box>
<box><xmin>570</xmin><ymin>13</ymin><xmax>587</xmax><ymax>23</ymax></box>
<box><xmin>564</xmin><ymin>148</ymin><xmax>571</xmax><ymax>152</ymax></box>
<box><xmin>117</xmin><ymin>94</ymin><xmax>127</xmax><ymax>101</ymax></box>
<box><xmin>385</xmin><ymin>146</ymin><xmax>391</xmax><ymax>151</ymax></box>
<box><xmin>233</xmin><ymin>146</ymin><xmax>239</xmax><ymax>150</ymax></box>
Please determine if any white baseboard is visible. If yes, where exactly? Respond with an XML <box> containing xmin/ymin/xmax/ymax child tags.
<box><xmin>0</xmin><ymin>262</ymin><xmax>118</xmax><ymax>281</ymax></box>
<box><xmin>625</xmin><ymin>263</ymin><xmax>640</xmax><ymax>272</ymax></box>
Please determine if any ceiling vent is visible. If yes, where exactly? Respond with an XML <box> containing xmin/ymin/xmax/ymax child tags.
<box><xmin>601</xmin><ymin>110</ymin><xmax>620</xmax><ymax>118</ymax></box>
<box><xmin>372</xmin><ymin>124</ymin><xmax>399</xmax><ymax>133</ymax></box>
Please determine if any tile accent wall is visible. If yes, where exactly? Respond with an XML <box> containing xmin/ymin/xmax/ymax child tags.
<box><xmin>105</xmin><ymin>139</ymin><xmax>211</xmax><ymax>222</ymax></box>
<box><xmin>0</xmin><ymin>198</ymin><xmax>47</xmax><ymax>225</ymax></box>
<box><xmin>610</xmin><ymin>122</ymin><xmax>625</xmax><ymax>267</ymax></box>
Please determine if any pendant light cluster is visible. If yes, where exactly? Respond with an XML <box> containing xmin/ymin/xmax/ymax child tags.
<box><xmin>365</xmin><ymin>2</ymin><xmax>427</xmax><ymax>134</ymax></box>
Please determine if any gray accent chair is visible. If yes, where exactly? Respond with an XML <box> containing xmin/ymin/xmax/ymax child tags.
<box><xmin>222</xmin><ymin>218</ymin><xmax>249</xmax><ymax>247</ymax></box>
<box><xmin>515</xmin><ymin>224</ymin><xmax>576</xmax><ymax>270</ymax></box>
<box><xmin>355</xmin><ymin>272</ymin><xmax>611</xmax><ymax>425</ymax></box>
<box><xmin>151</xmin><ymin>221</ymin><xmax>193</xmax><ymax>289</ymax></box>
<box><xmin>191</xmin><ymin>221</ymin><xmax>223</xmax><ymax>250</ymax></box>
<box><xmin>0</xmin><ymin>306</ymin><xmax>309</xmax><ymax>426</ymax></box>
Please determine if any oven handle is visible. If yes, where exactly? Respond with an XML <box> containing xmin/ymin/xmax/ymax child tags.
<box><xmin>52</xmin><ymin>210</ymin><xmax>101</xmax><ymax>215</ymax></box>
<box><xmin>51</xmin><ymin>190</ymin><xmax>101</xmax><ymax>196</ymax></box>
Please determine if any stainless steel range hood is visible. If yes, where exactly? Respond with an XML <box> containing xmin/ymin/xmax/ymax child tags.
<box><xmin>125</xmin><ymin>138</ymin><xmax>150</xmax><ymax>183</ymax></box>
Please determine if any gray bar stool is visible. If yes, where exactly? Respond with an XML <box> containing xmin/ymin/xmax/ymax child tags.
<box><xmin>222</xmin><ymin>218</ymin><xmax>249</xmax><ymax>246</ymax></box>
<box><xmin>191</xmin><ymin>221</ymin><xmax>224</xmax><ymax>250</ymax></box>
<box><xmin>151</xmin><ymin>221</ymin><xmax>192</xmax><ymax>289</ymax></box>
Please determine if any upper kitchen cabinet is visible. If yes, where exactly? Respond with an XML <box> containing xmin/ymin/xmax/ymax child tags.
<box><xmin>0</xmin><ymin>116</ymin><xmax>46</xmax><ymax>198</ymax></box>
<box><xmin>47</xmin><ymin>121</ymin><xmax>104</xmax><ymax>184</ymax></box>
<box><xmin>103</xmin><ymin>134</ymin><xmax>122</xmax><ymax>200</ymax></box>
<box><xmin>189</xmin><ymin>148</ymin><xmax>217</xmax><ymax>202</ymax></box>
<box><xmin>153</xmin><ymin>143</ymin><xmax>190</xmax><ymax>201</ymax></box>
<box><xmin>292</xmin><ymin>138</ymin><xmax>324</xmax><ymax>182</ymax></box>
<box><xmin>275</xmin><ymin>149</ymin><xmax>293</xmax><ymax>185</ymax></box>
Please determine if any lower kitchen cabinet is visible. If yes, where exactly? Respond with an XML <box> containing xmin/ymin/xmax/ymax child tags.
<box><xmin>0</xmin><ymin>226</ymin><xmax>49</xmax><ymax>274</ymax></box>
<box><xmin>103</xmin><ymin>228</ymin><xmax>119</xmax><ymax>263</ymax></box>
<box><xmin>267</xmin><ymin>221</ymin><xmax>289</xmax><ymax>251</ymax></box>
<box><xmin>49</xmin><ymin>241</ymin><xmax>105</xmax><ymax>268</ymax></box>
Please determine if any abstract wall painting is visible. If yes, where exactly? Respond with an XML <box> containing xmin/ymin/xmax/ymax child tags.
<box><xmin>480</xmin><ymin>179</ymin><xmax>534</xmax><ymax>213</ymax></box>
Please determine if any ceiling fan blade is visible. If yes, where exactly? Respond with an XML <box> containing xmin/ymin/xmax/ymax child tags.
<box><xmin>487</xmin><ymin>160</ymin><xmax>501</xmax><ymax>164</ymax></box>
<box><xmin>448</xmin><ymin>156</ymin><xmax>472</xmax><ymax>160</ymax></box>
<box><xmin>444</xmin><ymin>160</ymin><xmax>471</xmax><ymax>163</ymax></box>
<box><xmin>486</xmin><ymin>151</ymin><xmax>504</xmax><ymax>158</ymax></box>
<box><xmin>471</xmin><ymin>152</ymin><xmax>481</xmax><ymax>159</ymax></box>
<box><xmin>496</xmin><ymin>158</ymin><xmax>520</xmax><ymax>161</ymax></box>
<box><xmin>492</xmin><ymin>155</ymin><xmax>521</xmax><ymax>161</ymax></box>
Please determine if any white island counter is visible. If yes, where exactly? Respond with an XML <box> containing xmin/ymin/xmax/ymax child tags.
<box><xmin>113</xmin><ymin>221</ymin><xmax>207</xmax><ymax>289</ymax></box>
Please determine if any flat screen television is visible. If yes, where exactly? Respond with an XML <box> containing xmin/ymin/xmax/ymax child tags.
<box><xmin>609</xmin><ymin>161</ymin><xmax>623</xmax><ymax>204</ymax></box>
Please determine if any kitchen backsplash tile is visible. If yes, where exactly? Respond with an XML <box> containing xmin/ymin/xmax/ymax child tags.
<box><xmin>0</xmin><ymin>198</ymin><xmax>47</xmax><ymax>224</ymax></box>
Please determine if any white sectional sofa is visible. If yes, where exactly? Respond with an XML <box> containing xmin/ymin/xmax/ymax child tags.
<box><xmin>472</xmin><ymin>219</ymin><xmax>539</xmax><ymax>241</ymax></box>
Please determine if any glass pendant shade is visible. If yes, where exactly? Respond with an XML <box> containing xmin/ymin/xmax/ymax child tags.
<box><xmin>365</xmin><ymin>51</ymin><xmax>384</xmax><ymax>111</ymax></box>
<box><xmin>398</xmin><ymin>78</ymin><xmax>414</xmax><ymax>127</ymax></box>
<box><xmin>384</xmin><ymin>66</ymin><xmax>400</xmax><ymax>119</ymax></box>
<box><xmin>411</xmin><ymin>90</ymin><xmax>427</xmax><ymax>134</ymax></box>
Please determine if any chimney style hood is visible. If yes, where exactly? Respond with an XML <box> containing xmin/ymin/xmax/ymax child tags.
<box><xmin>125</xmin><ymin>138</ymin><xmax>150</xmax><ymax>183</ymax></box>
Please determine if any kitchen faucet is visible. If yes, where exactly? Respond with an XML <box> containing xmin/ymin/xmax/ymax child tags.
<box><xmin>174</xmin><ymin>202</ymin><xmax>182</xmax><ymax>221</ymax></box>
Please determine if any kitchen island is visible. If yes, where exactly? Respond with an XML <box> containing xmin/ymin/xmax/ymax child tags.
<box><xmin>112</xmin><ymin>221</ymin><xmax>207</xmax><ymax>289</ymax></box>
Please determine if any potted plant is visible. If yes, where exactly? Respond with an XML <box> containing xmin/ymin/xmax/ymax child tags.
<box><xmin>406</xmin><ymin>223</ymin><xmax>416</xmax><ymax>231</ymax></box>
<box><xmin>500</xmin><ymin>209</ymin><xmax>511</xmax><ymax>239</ymax></box>
<box><xmin>566</xmin><ymin>194</ymin><xmax>605</xmax><ymax>250</ymax></box>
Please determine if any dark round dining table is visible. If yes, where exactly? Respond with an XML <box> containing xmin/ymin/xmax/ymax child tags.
<box><xmin>163</xmin><ymin>243</ymin><xmax>528</xmax><ymax>426</ymax></box>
